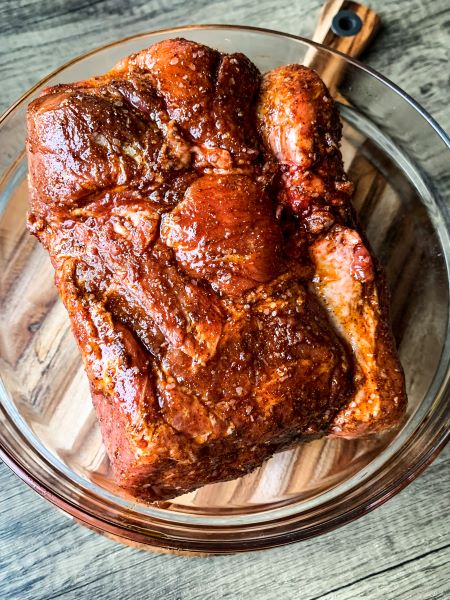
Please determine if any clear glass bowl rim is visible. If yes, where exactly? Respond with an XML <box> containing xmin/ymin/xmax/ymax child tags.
<box><xmin>0</xmin><ymin>23</ymin><xmax>449</xmax><ymax>554</ymax></box>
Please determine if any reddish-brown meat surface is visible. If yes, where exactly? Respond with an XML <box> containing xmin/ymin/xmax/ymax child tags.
<box><xmin>27</xmin><ymin>39</ymin><xmax>406</xmax><ymax>500</ymax></box>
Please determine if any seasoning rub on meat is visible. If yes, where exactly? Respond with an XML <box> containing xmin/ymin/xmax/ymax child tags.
<box><xmin>27</xmin><ymin>39</ymin><xmax>406</xmax><ymax>501</ymax></box>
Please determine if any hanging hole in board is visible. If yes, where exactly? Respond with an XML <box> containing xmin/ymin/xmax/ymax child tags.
<box><xmin>331</xmin><ymin>10</ymin><xmax>363</xmax><ymax>37</ymax></box>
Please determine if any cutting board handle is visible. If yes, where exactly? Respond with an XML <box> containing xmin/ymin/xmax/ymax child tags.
<box><xmin>312</xmin><ymin>0</ymin><xmax>380</xmax><ymax>58</ymax></box>
<box><xmin>306</xmin><ymin>1</ymin><xmax>380</xmax><ymax>96</ymax></box>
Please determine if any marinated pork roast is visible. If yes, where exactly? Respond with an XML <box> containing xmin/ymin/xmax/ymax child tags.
<box><xmin>26</xmin><ymin>39</ymin><xmax>406</xmax><ymax>501</ymax></box>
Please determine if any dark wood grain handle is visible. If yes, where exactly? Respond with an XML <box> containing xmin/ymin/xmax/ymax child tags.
<box><xmin>312</xmin><ymin>0</ymin><xmax>380</xmax><ymax>58</ymax></box>
<box><xmin>306</xmin><ymin>1</ymin><xmax>380</xmax><ymax>98</ymax></box>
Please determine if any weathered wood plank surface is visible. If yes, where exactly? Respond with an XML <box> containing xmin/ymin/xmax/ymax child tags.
<box><xmin>0</xmin><ymin>0</ymin><xmax>449</xmax><ymax>598</ymax></box>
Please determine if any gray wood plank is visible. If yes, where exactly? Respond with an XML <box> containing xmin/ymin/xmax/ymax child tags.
<box><xmin>1</xmin><ymin>448</ymin><xmax>449</xmax><ymax>600</ymax></box>
<box><xmin>0</xmin><ymin>1</ymin><xmax>449</xmax><ymax>599</ymax></box>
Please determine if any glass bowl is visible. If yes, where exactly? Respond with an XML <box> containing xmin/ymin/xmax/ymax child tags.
<box><xmin>0</xmin><ymin>25</ymin><xmax>449</xmax><ymax>554</ymax></box>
